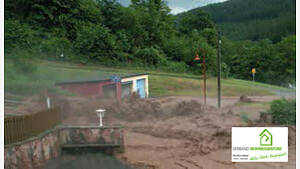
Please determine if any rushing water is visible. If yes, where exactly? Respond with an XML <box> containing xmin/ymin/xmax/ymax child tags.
<box><xmin>41</xmin><ymin>153</ymin><xmax>133</xmax><ymax>169</ymax></box>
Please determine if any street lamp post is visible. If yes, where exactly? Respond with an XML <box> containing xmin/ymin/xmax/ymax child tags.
<box><xmin>194</xmin><ymin>50</ymin><xmax>206</xmax><ymax>105</ymax></box>
<box><xmin>96</xmin><ymin>109</ymin><xmax>106</xmax><ymax>127</ymax></box>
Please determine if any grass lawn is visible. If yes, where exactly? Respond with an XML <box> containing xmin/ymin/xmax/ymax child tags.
<box><xmin>148</xmin><ymin>76</ymin><xmax>294</xmax><ymax>97</ymax></box>
<box><xmin>5</xmin><ymin>60</ymin><xmax>295</xmax><ymax>99</ymax></box>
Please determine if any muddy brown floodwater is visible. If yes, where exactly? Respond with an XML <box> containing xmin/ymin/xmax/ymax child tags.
<box><xmin>7</xmin><ymin>94</ymin><xmax>296</xmax><ymax>169</ymax></box>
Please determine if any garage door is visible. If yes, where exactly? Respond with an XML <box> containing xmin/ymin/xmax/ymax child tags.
<box><xmin>136</xmin><ymin>79</ymin><xmax>145</xmax><ymax>98</ymax></box>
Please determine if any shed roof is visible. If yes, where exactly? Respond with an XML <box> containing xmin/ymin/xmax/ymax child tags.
<box><xmin>55</xmin><ymin>72</ymin><xmax>148</xmax><ymax>85</ymax></box>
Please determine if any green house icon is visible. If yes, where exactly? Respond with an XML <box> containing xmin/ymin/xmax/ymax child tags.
<box><xmin>259</xmin><ymin>129</ymin><xmax>273</xmax><ymax>146</ymax></box>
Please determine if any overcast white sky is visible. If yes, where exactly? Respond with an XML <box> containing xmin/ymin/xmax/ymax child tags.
<box><xmin>117</xmin><ymin>0</ymin><xmax>228</xmax><ymax>14</ymax></box>
<box><xmin>165</xmin><ymin>0</ymin><xmax>228</xmax><ymax>14</ymax></box>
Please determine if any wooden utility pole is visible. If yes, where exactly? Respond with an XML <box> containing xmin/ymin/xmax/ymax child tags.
<box><xmin>202</xmin><ymin>50</ymin><xmax>207</xmax><ymax>105</ymax></box>
<box><xmin>217</xmin><ymin>32</ymin><xmax>221</xmax><ymax>108</ymax></box>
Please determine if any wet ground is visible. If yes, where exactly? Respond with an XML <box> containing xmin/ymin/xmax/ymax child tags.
<box><xmin>40</xmin><ymin>153</ymin><xmax>133</xmax><ymax>169</ymax></box>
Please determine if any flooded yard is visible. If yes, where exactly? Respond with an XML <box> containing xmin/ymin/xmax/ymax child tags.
<box><xmin>41</xmin><ymin>153</ymin><xmax>133</xmax><ymax>169</ymax></box>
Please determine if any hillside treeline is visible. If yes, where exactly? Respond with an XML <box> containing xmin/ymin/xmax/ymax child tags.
<box><xmin>5</xmin><ymin>0</ymin><xmax>218</xmax><ymax>73</ymax></box>
<box><xmin>199</xmin><ymin>0</ymin><xmax>295</xmax><ymax>42</ymax></box>
<box><xmin>4</xmin><ymin>0</ymin><xmax>295</xmax><ymax>86</ymax></box>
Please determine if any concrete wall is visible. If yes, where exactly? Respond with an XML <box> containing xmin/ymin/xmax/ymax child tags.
<box><xmin>61</xmin><ymin>126</ymin><xmax>124</xmax><ymax>146</ymax></box>
<box><xmin>121</xmin><ymin>75</ymin><xmax>149</xmax><ymax>98</ymax></box>
<box><xmin>4</xmin><ymin>125</ymin><xmax>124</xmax><ymax>169</ymax></box>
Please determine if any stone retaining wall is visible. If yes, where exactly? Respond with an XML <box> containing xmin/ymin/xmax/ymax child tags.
<box><xmin>4</xmin><ymin>125</ymin><xmax>124</xmax><ymax>169</ymax></box>
<box><xmin>61</xmin><ymin>126</ymin><xmax>123</xmax><ymax>145</ymax></box>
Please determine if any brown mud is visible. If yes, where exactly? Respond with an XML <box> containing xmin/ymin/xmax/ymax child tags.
<box><xmin>5</xmin><ymin>94</ymin><xmax>296</xmax><ymax>169</ymax></box>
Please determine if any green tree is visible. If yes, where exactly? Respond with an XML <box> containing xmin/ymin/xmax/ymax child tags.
<box><xmin>176</xmin><ymin>10</ymin><xmax>214</xmax><ymax>34</ymax></box>
<box><xmin>74</xmin><ymin>23</ymin><xmax>116</xmax><ymax>63</ymax></box>
<box><xmin>221</xmin><ymin>35</ymin><xmax>295</xmax><ymax>85</ymax></box>
<box><xmin>4</xmin><ymin>19</ymin><xmax>36</xmax><ymax>52</ymax></box>
<box><xmin>130</xmin><ymin>0</ymin><xmax>174</xmax><ymax>47</ymax></box>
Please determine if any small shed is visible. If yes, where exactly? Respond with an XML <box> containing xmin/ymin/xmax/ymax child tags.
<box><xmin>55</xmin><ymin>73</ymin><xmax>149</xmax><ymax>100</ymax></box>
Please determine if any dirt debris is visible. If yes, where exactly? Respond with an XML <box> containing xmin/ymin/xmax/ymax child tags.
<box><xmin>106</xmin><ymin>95</ymin><xmax>207</xmax><ymax>121</ymax></box>
<box><xmin>239</xmin><ymin>95</ymin><xmax>252</xmax><ymax>102</ymax></box>
<box><xmin>106</xmin><ymin>93</ymin><xmax>163</xmax><ymax>121</ymax></box>
<box><xmin>173</xmin><ymin>100</ymin><xmax>204</xmax><ymax>116</ymax></box>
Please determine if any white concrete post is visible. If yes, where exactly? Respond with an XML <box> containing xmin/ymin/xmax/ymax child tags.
<box><xmin>46</xmin><ymin>96</ymin><xmax>51</xmax><ymax>109</ymax></box>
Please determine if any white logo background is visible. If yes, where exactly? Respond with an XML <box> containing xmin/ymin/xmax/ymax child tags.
<box><xmin>232</xmin><ymin>127</ymin><xmax>288</xmax><ymax>162</ymax></box>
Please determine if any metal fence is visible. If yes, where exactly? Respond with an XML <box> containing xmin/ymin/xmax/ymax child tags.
<box><xmin>4</xmin><ymin>108</ymin><xmax>61</xmax><ymax>145</ymax></box>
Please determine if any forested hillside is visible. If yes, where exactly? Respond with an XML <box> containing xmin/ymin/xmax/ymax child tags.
<box><xmin>4</xmin><ymin>0</ymin><xmax>295</xmax><ymax>86</ymax></box>
<box><xmin>4</xmin><ymin>0</ymin><xmax>218</xmax><ymax>74</ymax></box>
<box><xmin>196</xmin><ymin>0</ymin><xmax>295</xmax><ymax>42</ymax></box>
<box><xmin>175</xmin><ymin>0</ymin><xmax>295</xmax><ymax>85</ymax></box>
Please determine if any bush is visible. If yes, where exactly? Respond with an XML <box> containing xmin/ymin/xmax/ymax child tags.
<box><xmin>269</xmin><ymin>99</ymin><xmax>295</xmax><ymax>125</ymax></box>
<box><xmin>133</xmin><ymin>47</ymin><xmax>167</xmax><ymax>66</ymax></box>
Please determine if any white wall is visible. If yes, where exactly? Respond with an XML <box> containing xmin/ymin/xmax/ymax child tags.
<box><xmin>121</xmin><ymin>75</ymin><xmax>149</xmax><ymax>98</ymax></box>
